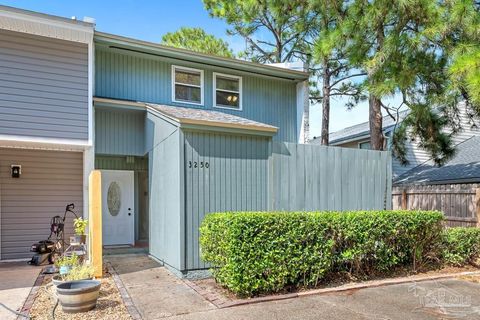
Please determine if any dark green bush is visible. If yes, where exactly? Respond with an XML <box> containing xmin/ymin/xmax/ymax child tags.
<box><xmin>200</xmin><ymin>210</ymin><xmax>444</xmax><ymax>296</ymax></box>
<box><xmin>442</xmin><ymin>227</ymin><xmax>480</xmax><ymax>266</ymax></box>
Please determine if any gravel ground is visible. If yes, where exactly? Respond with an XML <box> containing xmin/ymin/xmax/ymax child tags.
<box><xmin>29</xmin><ymin>272</ymin><xmax>131</xmax><ymax>320</ymax></box>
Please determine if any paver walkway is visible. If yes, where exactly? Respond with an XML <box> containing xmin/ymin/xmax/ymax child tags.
<box><xmin>0</xmin><ymin>262</ymin><xmax>41</xmax><ymax>320</ymax></box>
<box><xmin>106</xmin><ymin>254</ymin><xmax>215</xmax><ymax>319</ymax></box>
<box><xmin>108</xmin><ymin>254</ymin><xmax>480</xmax><ymax>320</ymax></box>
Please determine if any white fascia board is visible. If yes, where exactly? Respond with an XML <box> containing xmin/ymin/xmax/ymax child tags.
<box><xmin>0</xmin><ymin>135</ymin><xmax>90</xmax><ymax>151</ymax></box>
<box><xmin>0</xmin><ymin>6</ymin><xmax>94</xmax><ymax>43</ymax></box>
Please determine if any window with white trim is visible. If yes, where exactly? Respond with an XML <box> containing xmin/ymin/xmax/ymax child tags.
<box><xmin>172</xmin><ymin>66</ymin><xmax>203</xmax><ymax>105</ymax></box>
<box><xmin>213</xmin><ymin>73</ymin><xmax>242</xmax><ymax>110</ymax></box>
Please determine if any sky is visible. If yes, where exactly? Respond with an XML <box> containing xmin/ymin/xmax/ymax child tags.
<box><xmin>0</xmin><ymin>0</ymin><xmax>374</xmax><ymax>137</ymax></box>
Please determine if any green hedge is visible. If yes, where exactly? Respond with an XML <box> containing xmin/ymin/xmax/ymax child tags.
<box><xmin>200</xmin><ymin>210</ymin><xmax>444</xmax><ymax>296</ymax></box>
<box><xmin>442</xmin><ymin>227</ymin><xmax>480</xmax><ymax>266</ymax></box>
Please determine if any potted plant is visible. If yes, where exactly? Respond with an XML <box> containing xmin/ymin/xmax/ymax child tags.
<box><xmin>54</xmin><ymin>253</ymin><xmax>79</xmax><ymax>277</ymax></box>
<box><xmin>53</xmin><ymin>263</ymin><xmax>95</xmax><ymax>286</ymax></box>
<box><xmin>55</xmin><ymin>264</ymin><xmax>101</xmax><ymax>313</ymax></box>
<box><xmin>72</xmin><ymin>217</ymin><xmax>88</xmax><ymax>244</ymax></box>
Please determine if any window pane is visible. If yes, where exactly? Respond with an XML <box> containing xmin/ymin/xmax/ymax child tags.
<box><xmin>216</xmin><ymin>76</ymin><xmax>239</xmax><ymax>91</ymax></box>
<box><xmin>216</xmin><ymin>91</ymin><xmax>239</xmax><ymax>108</ymax></box>
<box><xmin>175</xmin><ymin>69</ymin><xmax>201</xmax><ymax>86</ymax></box>
<box><xmin>359</xmin><ymin>142</ymin><xmax>371</xmax><ymax>149</ymax></box>
<box><xmin>175</xmin><ymin>85</ymin><xmax>201</xmax><ymax>103</ymax></box>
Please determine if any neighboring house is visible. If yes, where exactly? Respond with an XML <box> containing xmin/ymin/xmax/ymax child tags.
<box><xmin>0</xmin><ymin>6</ymin><xmax>309</xmax><ymax>276</ymax></box>
<box><xmin>0</xmin><ymin>7</ymin><xmax>94</xmax><ymax>260</ymax></box>
<box><xmin>312</xmin><ymin>106</ymin><xmax>480</xmax><ymax>177</ymax></box>
<box><xmin>394</xmin><ymin>136</ymin><xmax>480</xmax><ymax>186</ymax></box>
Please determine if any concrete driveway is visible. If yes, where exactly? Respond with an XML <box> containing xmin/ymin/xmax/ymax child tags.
<box><xmin>0</xmin><ymin>262</ymin><xmax>41</xmax><ymax>320</ymax></box>
<box><xmin>108</xmin><ymin>254</ymin><xmax>480</xmax><ymax>320</ymax></box>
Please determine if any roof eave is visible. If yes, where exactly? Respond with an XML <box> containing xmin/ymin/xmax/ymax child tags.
<box><xmin>94</xmin><ymin>31</ymin><xmax>309</xmax><ymax>81</ymax></box>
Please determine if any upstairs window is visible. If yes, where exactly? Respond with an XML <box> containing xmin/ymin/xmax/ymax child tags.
<box><xmin>213</xmin><ymin>73</ymin><xmax>242</xmax><ymax>110</ymax></box>
<box><xmin>172</xmin><ymin>66</ymin><xmax>204</xmax><ymax>105</ymax></box>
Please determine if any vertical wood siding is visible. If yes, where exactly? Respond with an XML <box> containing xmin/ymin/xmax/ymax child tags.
<box><xmin>95</xmin><ymin>47</ymin><xmax>297</xmax><ymax>142</ymax></box>
<box><xmin>146</xmin><ymin>111</ymin><xmax>184</xmax><ymax>270</ymax></box>
<box><xmin>95</xmin><ymin>108</ymin><xmax>146</xmax><ymax>156</ymax></box>
<box><xmin>184</xmin><ymin>131</ymin><xmax>270</xmax><ymax>270</ymax></box>
<box><xmin>271</xmin><ymin>143</ymin><xmax>392</xmax><ymax>211</ymax></box>
<box><xmin>0</xmin><ymin>30</ymin><xmax>88</xmax><ymax>140</ymax></box>
<box><xmin>0</xmin><ymin>148</ymin><xmax>83</xmax><ymax>259</ymax></box>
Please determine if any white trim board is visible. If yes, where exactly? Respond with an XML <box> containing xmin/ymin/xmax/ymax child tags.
<box><xmin>0</xmin><ymin>134</ymin><xmax>90</xmax><ymax>151</ymax></box>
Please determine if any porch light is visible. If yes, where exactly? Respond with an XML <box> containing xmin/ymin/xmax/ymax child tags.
<box><xmin>11</xmin><ymin>165</ymin><xmax>21</xmax><ymax>178</ymax></box>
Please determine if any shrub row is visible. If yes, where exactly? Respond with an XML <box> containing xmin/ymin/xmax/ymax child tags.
<box><xmin>200</xmin><ymin>210</ymin><xmax>445</xmax><ymax>296</ymax></box>
<box><xmin>442</xmin><ymin>227</ymin><xmax>480</xmax><ymax>266</ymax></box>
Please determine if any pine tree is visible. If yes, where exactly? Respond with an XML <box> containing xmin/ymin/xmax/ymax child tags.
<box><xmin>162</xmin><ymin>27</ymin><xmax>234</xmax><ymax>58</ymax></box>
<box><xmin>331</xmin><ymin>0</ymin><xmax>457</xmax><ymax>164</ymax></box>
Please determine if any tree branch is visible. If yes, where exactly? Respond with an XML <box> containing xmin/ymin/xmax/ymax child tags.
<box><xmin>329</xmin><ymin>72</ymin><xmax>367</xmax><ymax>88</ymax></box>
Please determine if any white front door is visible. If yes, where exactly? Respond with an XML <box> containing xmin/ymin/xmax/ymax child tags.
<box><xmin>101</xmin><ymin>170</ymin><xmax>134</xmax><ymax>246</ymax></box>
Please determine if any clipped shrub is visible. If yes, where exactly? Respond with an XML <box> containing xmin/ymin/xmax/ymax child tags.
<box><xmin>200</xmin><ymin>210</ymin><xmax>444</xmax><ymax>297</ymax></box>
<box><xmin>333</xmin><ymin>210</ymin><xmax>444</xmax><ymax>273</ymax></box>
<box><xmin>442</xmin><ymin>227</ymin><xmax>480</xmax><ymax>266</ymax></box>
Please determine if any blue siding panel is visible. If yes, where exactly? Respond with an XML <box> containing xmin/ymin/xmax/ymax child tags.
<box><xmin>95</xmin><ymin>47</ymin><xmax>298</xmax><ymax>142</ymax></box>
<box><xmin>146</xmin><ymin>110</ymin><xmax>183</xmax><ymax>270</ymax></box>
<box><xmin>184</xmin><ymin>131</ymin><xmax>271</xmax><ymax>270</ymax></box>
<box><xmin>95</xmin><ymin>108</ymin><xmax>145</xmax><ymax>156</ymax></box>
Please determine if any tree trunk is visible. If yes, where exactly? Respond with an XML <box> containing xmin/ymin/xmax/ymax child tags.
<box><xmin>321</xmin><ymin>65</ymin><xmax>331</xmax><ymax>145</ymax></box>
<box><xmin>369</xmin><ymin>95</ymin><xmax>384</xmax><ymax>150</ymax></box>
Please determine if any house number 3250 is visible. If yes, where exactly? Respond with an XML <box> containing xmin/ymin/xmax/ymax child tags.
<box><xmin>188</xmin><ymin>161</ymin><xmax>209</xmax><ymax>169</ymax></box>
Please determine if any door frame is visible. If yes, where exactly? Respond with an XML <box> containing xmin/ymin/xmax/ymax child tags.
<box><xmin>101</xmin><ymin>169</ymin><xmax>135</xmax><ymax>246</ymax></box>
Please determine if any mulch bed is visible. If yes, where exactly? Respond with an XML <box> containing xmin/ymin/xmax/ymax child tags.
<box><xmin>28</xmin><ymin>269</ymin><xmax>131</xmax><ymax>320</ymax></box>
<box><xmin>189</xmin><ymin>265</ymin><xmax>480</xmax><ymax>308</ymax></box>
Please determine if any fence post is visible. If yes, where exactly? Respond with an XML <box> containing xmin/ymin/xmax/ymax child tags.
<box><xmin>476</xmin><ymin>188</ymin><xmax>480</xmax><ymax>227</ymax></box>
<box><xmin>89</xmin><ymin>170</ymin><xmax>103</xmax><ymax>277</ymax></box>
<box><xmin>401</xmin><ymin>189</ymin><xmax>408</xmax><ymax>210</ymax></box>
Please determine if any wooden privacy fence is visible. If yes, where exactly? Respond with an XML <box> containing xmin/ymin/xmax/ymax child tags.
<box><xmin>271</xmin><ymin>142</ymin><xmax>392</xmax><ymax>211</ymax></box>
<box><xmin>392</xmin><ymin>184</ymin><xmax>480</xmax><ymax>227</ymax></box>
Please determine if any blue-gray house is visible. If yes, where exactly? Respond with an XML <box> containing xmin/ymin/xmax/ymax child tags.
<box><xmin>92</xmin><ymin>32</ymin><xmax>309</xmax><ymax>274</ymax></box>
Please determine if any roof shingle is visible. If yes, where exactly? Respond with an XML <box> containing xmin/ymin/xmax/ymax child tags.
<box><xmin>146</xmin><ymin>103</ymin><xmax>278</xmax><ymax>133</ymax></box>
<box><xmin>394</xmin><ymin>136</ymin><xmax>480</xmax><ymax>185</ymax></box>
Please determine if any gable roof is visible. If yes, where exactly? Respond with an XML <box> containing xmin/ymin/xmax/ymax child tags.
<box><xmin>146</xmin><ymin>103</ymin><xmax>278</xmax><ymax>134</ymax></box>
<box><xmin>394</xmin><ymin>136</ymin><xmax>480</xmax><ymax>185</ymax></box>
<box><xmin>94</xmin><ymin>31</ymin><xmax>309</xmax><ymax>82</ymax></box>
<box><xmin>312</xmin><ymin>110</ymin><xmax>409</xmax><ymax>145</ymax></box>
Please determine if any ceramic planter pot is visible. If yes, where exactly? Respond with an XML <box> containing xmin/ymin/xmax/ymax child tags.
<box><xmin>56</xmin><ymin>280</ymin><xmax>101</xmax><ymax>313</ymax></box>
